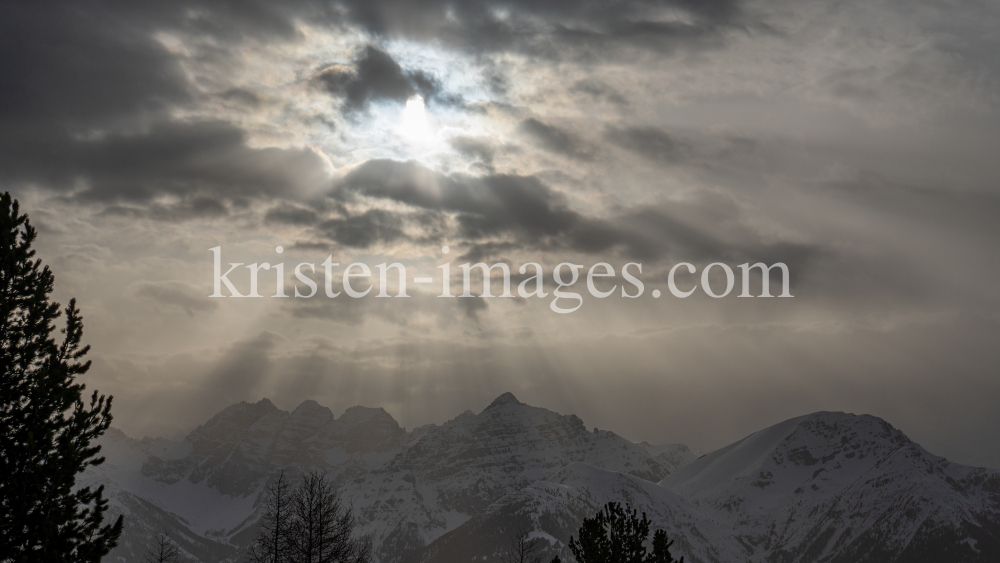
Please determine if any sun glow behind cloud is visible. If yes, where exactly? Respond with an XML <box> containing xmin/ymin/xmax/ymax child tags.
<box><xmin>398</xmin><ymin>95</ymin><xmax>433</xmax><ymax>141</ymax></box>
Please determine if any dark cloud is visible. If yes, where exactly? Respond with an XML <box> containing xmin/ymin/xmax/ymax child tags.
<box><xmin>519</xmin><ymin>118</ymin><xmax>593</xmax><ymax>159</ymax></box>
<box><xmin>0</xmin><ymin>0</ymin><xmax>747</xmax><ymax>224</ymax></box>
<box><xmin>291</xmin><ymin>240</ymin><xmax>337</xmax><ymax>252</ymax></box>
<box><xmin>333</xmin><ymin>160</ymin><xmax>579</xmax><ymax>240</ymax></box>
<box><xmin>323</xmin><ymin>160</ymin><xmax>822</xmax><ymax>277</ymax></box>
<box><xmin>218</xmin><ymin>88</ymin><xmax>265</xmax><ymax>108</ymax></box>
<box><xmin>482</xmin><ymin>66</ymin><xmax>511</xmax><ymax>96</ymax></box>
<box><xmin>0</xmin><ymin>2</ymin><xmax>189</xmax><ymax>132</ymax></box>
<box><xmin>295</xmin><ymin>204</ymin><xmax>450</xmax><ymax>249</ymax></box>
<box><xmin>457</xmin><ymin>242</ymin><xmax>523</xmax><ymax>264</ymax></box>
<box><xmin>606</xmin><ymin>126</ymin><xmax>691</xmax><ymax>164</ymax></box>
<box><xmin>316</xmin><ymin>209</ymin><xmax>409</xmax><ymax>248</ymax></box>
<box><xmin>448</xmin><ymin>136</ymin><xmax>501</xmax><ymax>168</ymax></box>
<box><xmin>1</xmin><ymin>120</ymin><xmax>331</xmax><ymax>212</ymax></box>
<box><xmin>315</xmin><ymin>46</ymin><xmax>456</xmax><ymax>112</ymax></box>
<box><xmin>327</xmin><ymin>160</ymin><xmax>579</xmax><ymax>251</ymax></box>
<box><xmin>335</xmin><ymin>0</ymin><xmax>744</xmax><ymax>58</ymax></box>
<box><xmin>0</xmin><ymin>2</ymin><xmax>338</xmax><ymax>218</ymax></box>
<box><xmin>265</xmin><ymin>204</ymin><xmax>323</xmax><ymax>226</ymax></box>
<box><xmin>606</xmin><ymin>125</ymin><xmax>759</xmax><ymax>168</ymax></box>
<box><xmin>22</xmin><ymin>0</ymin><xmax>744</xmax><ymax>62</ymax></box>
<box><xmin>103</xmin><ymin>197</ymin><xmax>229</xmax><ymax>222</ymax></box>
<box><xmin>572</xmin><ymin>79</ymin><xmax>629</xmax><ymax>106</ymax></box>
<box><xmin>0</xmin><ymin>0</ymin><xmax>745</xmax><ymax>158</ymax></box>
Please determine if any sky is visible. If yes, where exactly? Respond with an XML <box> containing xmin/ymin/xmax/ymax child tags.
<box><xmin>3</xmin><ymin>0</ymin><xmax>1000</xmax><ymax>467</ymax></box>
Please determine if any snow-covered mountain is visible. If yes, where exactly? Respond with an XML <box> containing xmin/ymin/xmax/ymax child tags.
<box><xmin>413</xmin><ymin>462</ymin><xmax>740</xmax><ymax>563</ymax></box>
<box><xmin>85</xmin><ymin>396</ymin><xmax>1000</xmax><ymax>563</ymax></box>
<box><xmin>90</xmin><ymin>393</ymin><xmax>675</xmax><ymax>562</ymax></box>
<box><xmin>341</xmin><ymin>392</ymin><xmax>671</xmax><ymax>562</ymax></box>
<box><xmin>637</xmin><ymin>442</ymin><xmax>699</xmax><ymax>475</ymax></box>
<box><xmin>659</xmin><ymin>411</ymin><xmax>1000</xmax><ymax>562</ymax></box>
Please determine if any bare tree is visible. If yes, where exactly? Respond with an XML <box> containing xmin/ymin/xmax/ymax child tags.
<box><xmin>350</xmin><ymin>533</ymin><xmax>374</xmax><ymax>563</ymax></box>
<box><xmin>250</xmin><ymin>471</ymin><xmax>294</xmax><ymax>563</ymax></box>
<box><xmin>313</xmin><ymin>475</ymin><xmax>353</xmax><ymax>563</ymax></box>
<box><xmin>283</xmin><ymin>471</ymin><xmax>373</xmax><ymax>563</ymax></box>
<box><xmin>289</xmin><ymin>473</ymin><xmax>323</xmax><ymax>563</ymax></box>
<box><xmin>145</xmin><ymin>534</ymin><xmax>180</xmax><ymax>563</ymax></box>
<box><xmin>502</xmin><ymin>526</ymin><xmax>544</xmax><ymax>563</ymax></box>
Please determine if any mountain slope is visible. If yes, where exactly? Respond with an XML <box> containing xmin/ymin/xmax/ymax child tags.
<box><xmin>409</xmin><ymin>411</ymin><xmax>1000</xmax><ymax>563</ymax></box>
<box><xmin>90</xmin><ymin>399</ymin><xmax>412</xmax><ymax>563</ymax></box>
<box><xmin>339</xmin><ymin>392</ymin><xmax>673</xmax><ymax>562</ymax></box>
<box><xmin>414</xmin><ymin>462</ymin><xmax>740</xmax><ymax>563</ymax></box>
<box><xmin>659</xmin><ymin>411</ymin><xmax>1000</xmax><ymax>562</ymax></box>
<box><xmin>637</xmin><ymin>442</ymin><xmax>699</xmax><ymax>474</ymax></box>
<box><xmin>87</xmin><ymin>393</ymin><xmax>678</xmax><ymax>562</ymax></box>
<box><xmin>82</xmin><ymin>398</ymin><xmax>1000</xmax><ymax>563</ymax></box>
<box><xmin>142</xmin><ymin>399</ymin><xmax>405</xmax><ymax>496</ymax></box>
<box><xmin>76</xmin><ymin>428</ymin><xmax>241</xmax><ymax>563</ymax></box>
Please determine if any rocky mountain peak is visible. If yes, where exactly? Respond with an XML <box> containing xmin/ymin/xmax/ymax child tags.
<box><xmin>484</xmin><ymin>391</ymin><xmax>521</xmax><ymax>411</ymax></box>
<box><xmin>290</xmin><ymin>399</ymin><xmax>334</xmax><ymax>423</ymax></box>
<box><xmin>339</xmin><ymin>405</ymin><xmax>395</xmax><ymax>426</ymax></box>
<box><xmin>447</xmin><ymin>410</ymin><xmax>476</xmax><ymax>424</ymax></box>
<box><xmin>186</xmin><ymin>398</ymin><xmax>283</xmax><ymax>444</ymax></box>
<box><xmin>659</xmin><ymin>409</ymin><xmax>954</xmax><ymax>537</ymax></box>
<box><xmin>331</xmin><ymin>406</ymin><xmax>405</xmax><ymax>453</ymax></box>
<box><xmin>95</xmin><ymin>401</ymin><xmax>1000</xmax><ymax>563</ymax></box>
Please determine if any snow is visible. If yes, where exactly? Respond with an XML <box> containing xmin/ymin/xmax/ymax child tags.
<box><xmin>85</xmin><ymin>399</ymin><xmax>1000</xmax><ymax>563</ymax></box>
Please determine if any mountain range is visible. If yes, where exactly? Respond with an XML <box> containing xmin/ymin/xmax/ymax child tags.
<box><xmin>83</xmin><ymin>393</ymin><xmax>1000</xmax><ymax>563</ymax></box>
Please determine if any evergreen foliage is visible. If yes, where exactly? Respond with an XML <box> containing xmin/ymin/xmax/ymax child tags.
<box><xmin>568</xmin><ymin>502</ymin><xmax>683</xmax><ymax>563</ymax></box>
<box><xmin>0</xmin><ymin>192</ymin><xmax>123</xmax><ymax>562</ymax></box>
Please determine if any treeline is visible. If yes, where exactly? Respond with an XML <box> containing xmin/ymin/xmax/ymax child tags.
<box><xmin>503</xmin><ymin>502</ymin><xmax>683</xmax><ymax>563</ymax></box>
<box><xmin>248</xmin><ymin>471</ymin><xmax>372</xmax><ymax>563</ymax></box>
<box><xmin>147</xmin><ymin>492</ymin><xmax>681</xmax><ymax>563</ymax></box>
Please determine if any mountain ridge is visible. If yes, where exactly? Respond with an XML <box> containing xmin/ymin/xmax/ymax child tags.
<box><xmin>85</xmin><ymin>396</ymin><xmax>1000</xmax><ymax>563</ymax></box>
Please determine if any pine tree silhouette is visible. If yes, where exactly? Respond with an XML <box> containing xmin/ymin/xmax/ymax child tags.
<box><xmin>0</xmin><ymin>192</ymin><xmax>123</xmax><ymax>562</ymax></box>
<box><xmin>568</xmin><ymin>502</ymin><xmax>683</xmax><ymax>563</ymax></box>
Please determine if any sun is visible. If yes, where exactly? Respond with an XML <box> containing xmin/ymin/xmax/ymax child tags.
<box><xmin>398</xmin><ymin>95</ymin><xmax>433</xmax><ymax>141</ymax></box>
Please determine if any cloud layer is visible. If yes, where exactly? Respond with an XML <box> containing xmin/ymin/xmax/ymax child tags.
<box><xmin>4</xmin><ymin>0</ymin><xmax>1000</xmax><ymax>467</ymax></box>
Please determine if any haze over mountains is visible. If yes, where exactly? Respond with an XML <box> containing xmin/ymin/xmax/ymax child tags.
<box><xmin>84</xmin><ymin>394</ymin><xmax>1000</xmax><ymax>563</ymax></box>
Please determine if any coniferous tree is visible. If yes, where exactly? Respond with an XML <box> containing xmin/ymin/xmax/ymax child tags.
<box><xmin>0</xmin><ymin>192</ymin><xmax>123</xmax><ymax>562</ymax></box>
<box><xmin>568</xmin><ymin>502</ymin><xmax>683</xmax><ymax>563</ymax></box>
<box><xmin>648</xmin><ymin>529</ymin><xmax>681</xmax><ymax>563</ymax></box>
